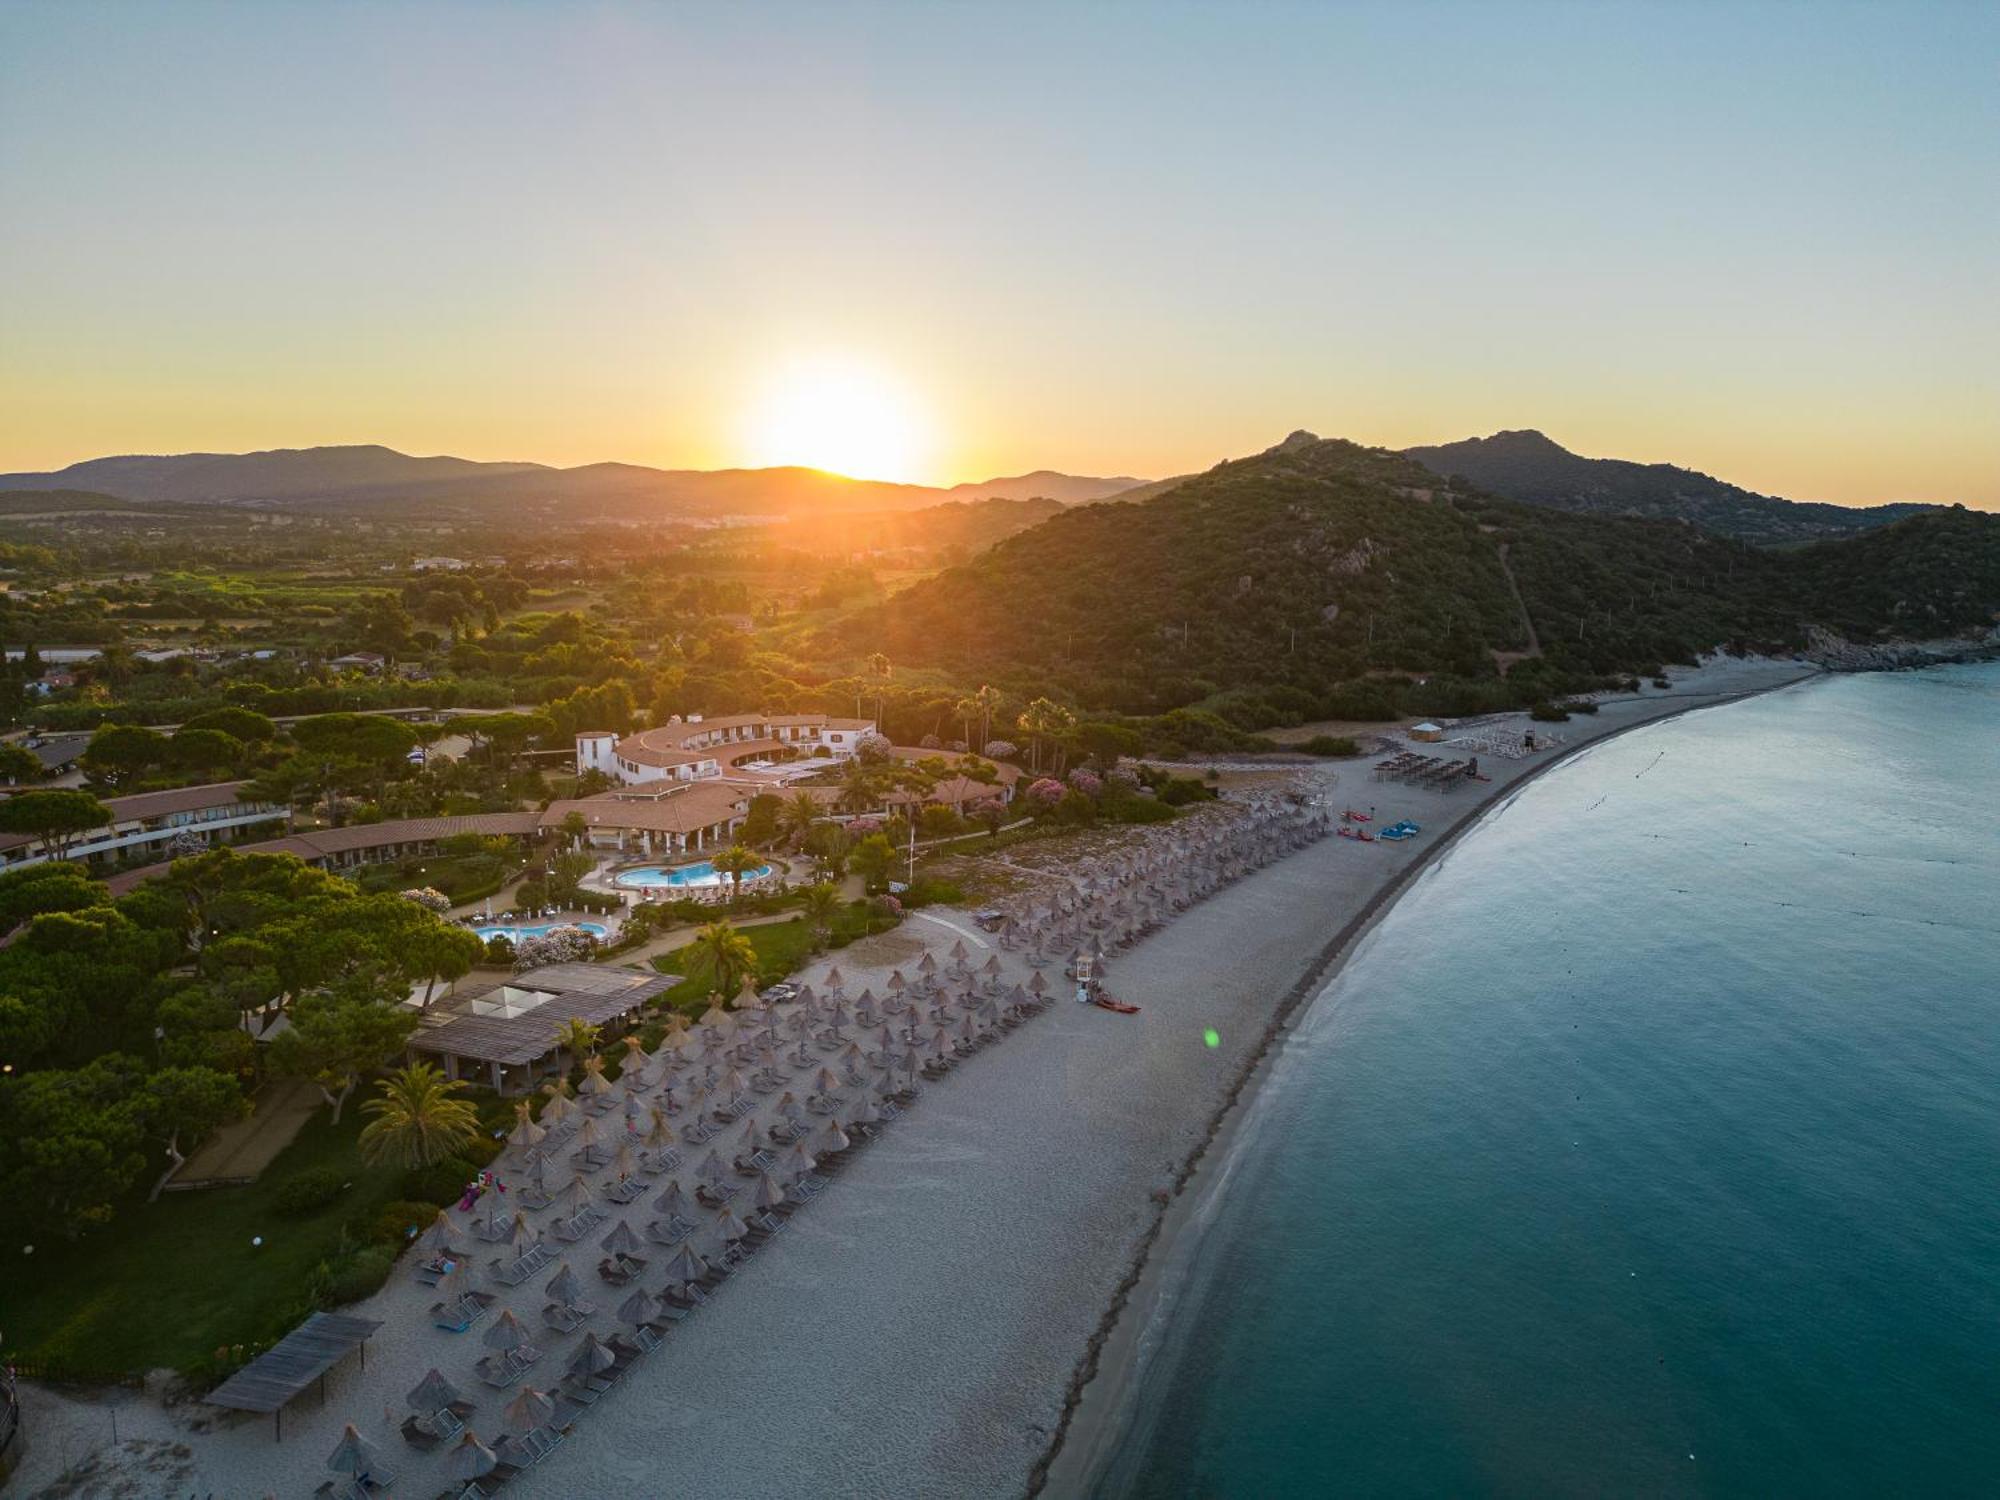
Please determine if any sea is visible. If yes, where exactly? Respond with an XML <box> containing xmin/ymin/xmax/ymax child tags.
<box><xmin>1101</xmin><ymin>662</ymin><xmax>2000</xmax><ymax>1498</ymax></box>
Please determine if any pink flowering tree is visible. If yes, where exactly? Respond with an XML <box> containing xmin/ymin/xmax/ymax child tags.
<box><xmin>1026</xmin><ymin>777</ymin><xmax>1065</xmax><ymax>810</ymax></box>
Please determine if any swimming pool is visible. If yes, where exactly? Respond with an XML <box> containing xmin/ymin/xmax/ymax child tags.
<box><xmin>615</xmin><ymin>859</ymin><xmax>774</xmax><ymax>890</ymax></box>
<box><xmin>473</xmin><ymin>920</ymin><xmax>609</xmax><ymax>944</ymax></box>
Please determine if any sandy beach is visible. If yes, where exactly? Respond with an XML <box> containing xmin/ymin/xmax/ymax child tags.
<box><xmin>7</xmin><ymin>656</ymin><xmax>1817</xmax><ymax>1500</ymax></box>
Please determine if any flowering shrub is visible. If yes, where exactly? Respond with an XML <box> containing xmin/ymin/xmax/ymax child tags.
<box><xmin>982</xmin><ymin>739</ymin><xmax>1019</xmax><ymax>760</ymax></box>
<box><xmin>1106</xmin><ymin>765</ymin><xmax>1140</xmax><ymax>789</ymax></box>
<box><xmin>918</xmin><ymin>733</ymin><xmax>942</xmax><ymax>749</ymax></box>
<box><xmin>1026</xmin><ymin>777</ymin><xmax>1065</xmax><ymax>807</ymax></box>
<box><xmin>401</xmin><ymin>887</ymin><xmax>452</xmax><ymax>912</ymax></box>
<box><xmin>846</xmin><ymin>815</ymin><xmax>885</xmax><ymax>837</ymax></box>
<box><xmin>871</xmin><ymin>893</ymin><xmax>903</xmax><ymax>917</ymax></box>
<box><xmin>168</xmin><ymin>829</ymin><xmax>207</xmax><ymax>857</ymax></box>
<box><xmin>514</xmin><ymin>925</ymin><xmax>600</xmax><ymax>969</ymax></box>
<box><xmin>945</xmin><ymin>738</ymin><xmax>968</xmax><ymax>753</ymax></box>
<box><xmin>856</xmin><ymin>732</ymin><xmax>894</xmax><ymax>762</ymax></box>
<box><xmin>1067</xmin><ymin>769</ymin><xmax>1103</xmax><ymax>797</ymax></box>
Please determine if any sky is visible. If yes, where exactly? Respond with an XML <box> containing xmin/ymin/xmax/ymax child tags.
<box><xmin>1</xmin><ymin>0</ymin><xmax>1994</xmax><ymax>506</ymax></box>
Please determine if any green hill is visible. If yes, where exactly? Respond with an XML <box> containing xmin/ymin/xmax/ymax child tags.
<box><xmin>1404</xmin><ymin>429</ymin><xmax>1937</xmax><ymax>546</ymax></box>
<box><xmin>842</xmin><ymin>436</ymin><xmax>1998</xmax><ymax>720</ymax></box>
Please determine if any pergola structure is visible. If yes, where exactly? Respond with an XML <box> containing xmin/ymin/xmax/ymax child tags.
<box><xmin>408</xmin><ymin>963</ymin><xmax>679</xmax><ymax>1093</ymax></box>
<box><xmin>205</xmin><ymin>1311</ymin><xmax>384</xmax><ymax>1439</ymax></box>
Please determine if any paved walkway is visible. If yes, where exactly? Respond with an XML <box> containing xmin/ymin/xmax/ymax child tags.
<box><xmin>171</xmin><ymin>1077</ymin><xmax>319</xmax><ymax>1186</ymax></box>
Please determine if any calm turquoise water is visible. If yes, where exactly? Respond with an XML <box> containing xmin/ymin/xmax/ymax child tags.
<box><xmin>1107</xmin><ymin>664</ymin><xmax>2000</xmax><ymax>1498</ymax></box>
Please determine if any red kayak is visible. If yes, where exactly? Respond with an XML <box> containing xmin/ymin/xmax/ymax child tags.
<box><xmin>1337</xmin><ymin>826</ymin><xmax>1375</xmax><ymax>842</ymax></box>
<box><xmin>1094</xmin><ymin>997</ymin><xmax>1141</xmax><ymax>1014</ymax></box>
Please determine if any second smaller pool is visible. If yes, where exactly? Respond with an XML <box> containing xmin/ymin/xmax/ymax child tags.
<box><xmin>474</xmin><ymin>920</ymin><xmax>609</xmax><ymax>944</ymax></box>
<box><xmin>615</xmin><ymin>859</ymin><xmax>773</xmax><ymax>890</ymax></box>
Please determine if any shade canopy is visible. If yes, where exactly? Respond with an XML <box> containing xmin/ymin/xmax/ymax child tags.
<box><xmin>502</xmin><ymin>1385</ymin><xmax>556</xmax><ymax>1436</ymax></box>
<box><xmin>407</xmin><ymin>1366</ymin><xmax>462</xmax><ymax>1414</ymax></box>
<box><xmin>326</xmin><ymin>1422</ymin><xmax>384</xmax><ymax>1476</ymax></box>
<box><xmin>444</xmin><ymin>1431</ymin><xmax>499</xmax><ymax>1483</ymax></box>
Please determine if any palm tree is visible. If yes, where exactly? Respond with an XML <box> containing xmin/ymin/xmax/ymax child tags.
<box><xmin>552</xmin><ymin>1017</ymin><xmax>600</xmax><ymax>1072</ymax></box>
<box><xmin>800</xmin><ymin>881</ymin><xmax>843</xmax><ymax>952</ymax></box>
<box><xmin>835</xmin><ymin>760</ymin><xmax>877</xmax><ymax>816</ymax></box>
<box><xmin>953</xmin><ymin>696</ymin><xmax>978</xmax><ymax>750</ymax></box>
<box><xmin>687</xmin><ymin>920</ymin><xmax>757</xmax><ymax>1005</ymax></box>
<box><xmin>357</xmin><ymin>1062</ymin><xmax>482</xmax><ymax>1168</ymax></box>
<box><xmin>973</xmin><ymin>684</ymin><xmax>1002</xmax><ymax>752</ymax></box>
<box><xmin>1013</xmin><ymin>697</ymin><xmax>1077</xmax><ymax>773</ymax></box>
<box><xmin>866</xmin><ymin>652</ymin><xmax>891</xmax><ymax>730</ymax></box>
<box><xmin>711</xmin><ymin>843</ymin><xmax>759</xmax><ymax>903</ymax></box>
<box><xmin>779</xmin><ymin>790</ymin><xmax>822</xmax><ymax>850</ymax></box>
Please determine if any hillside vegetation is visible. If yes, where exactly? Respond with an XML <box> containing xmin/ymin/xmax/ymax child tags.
<box><xmin>1405</xmin><ymin>429</ymin><xmax>1937</xmax><ymax>546</ymax></box>
<box><xmin>844</xmin><ymin>436</ymin><xmax>1999</xmax><ymax>721</ymax></box>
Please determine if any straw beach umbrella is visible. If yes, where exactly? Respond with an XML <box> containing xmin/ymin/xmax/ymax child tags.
<box><xmin>661</xmin><ymin>1242</ymin><xmax>709</xmax><ymax>1293</ymax></box>
<box><xmin>408</xmin><ymin>1367</ymin><xmax>464</xmax><ymax>1417</ymax></box>
<box><xmin>578</xmin><ymin>1054</ymin><xmax>613</xmax><ymax>1097</ymax></box>
<box><xmin>618</xmin><ymin>1285</ymin><xmax>662</xmax><ymax>1328</ymax></box>
<box><xmin>418</xmin><ymin>1208</ymin><xmax>457</xmax><ymax>1254</ymax></box>
<box><xmin>751</xmin><ymin>1172</ymin><xmax>789</xmax><ymax>1213</ymax></box>
<box><xmin>483</xmin><ymin>1308</ymin><xmax>533</xmax><ymax>1355</ymax></box>
<box><xmin>815</xmin><ymin>1116</ymin><xmax>851</xmax><ymax>1157</ymax></box>
<box><xmin>444</xmin><ymin>1431</ymin><xmax>499</xmax><ymax>1485</ymax></box>
<box><xmin>556</xmin><ymin>1174</ymin><xmax>594</xmax><ymax>1219</ymax></box>
<box><xmin>654</xmin><ymin>1178</ymin><xmax>694</xmax><ymax>1219</ymax></box>
<box><xmin>326</xmin><ymin>1423</ymin><xmax>385</xmax><ymax>1479</ymax></box>
<box><xmin>506</xmin><ymin>1102</ymin><xmax>546</xmax><ymax>1153</ymax></box>
<box><xmin>600</xmin><ymin>1218</ymin><xmax>643</xmax><ymax>1257</ymax></box>
<box><xmin>546</xmin><ymin>1261</ymin><xmax>593</xmax><ymax>1313</ymax></box>
<box><xmin>501</xmin><ymin>1385</ymin><xmax>556</xmax><ymax>1437</ymax></box>
<box><xmin>438</xmin><ymin>1257</ymin><xmax>479</xmax><ymax>1312</ymax></box>
<box><xmin>712</xmin><ymin>1204</ymin><xmax>750</xmax><ymax>1243</ymax></box>
<box><xmin>643</xmin><ymin>1106</ymin><xmax>674</xmax><ymax>1153</ymax></box>
<box><xmin>566</xmin><ymin>1331</ymin><xmax>617</xmax><ymax>1381</ymax></box>
<box><xmin>507</xmin><ymin>1211</ymin><xmax>538</xmax><ymax>1255</ymax></box>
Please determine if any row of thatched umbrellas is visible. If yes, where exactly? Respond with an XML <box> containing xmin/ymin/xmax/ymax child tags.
<box><xmin>342</xmin><ymin>905</ymin><xmax>1073</xmax><ymax>1492</ymax></box>
<box><xmin>334</xmin><ymin>788</ymin><xmax>1326</xmax><ymax>1491</ymax></box>
<box><xmin>987</xmin><ymin>792</ymin><xmax>1330</xmax><ymax>962</ymax></box>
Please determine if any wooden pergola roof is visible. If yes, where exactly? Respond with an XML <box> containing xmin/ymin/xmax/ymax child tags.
<box><xmin>409</xmin><ymin>964</ymin><xmax>679</xmax><ymax>1067</ymax></box>
<box><xmin>205</xmin><ymin>1311</ymin><xmax>383</xmax><ymax>1431</ymax></box>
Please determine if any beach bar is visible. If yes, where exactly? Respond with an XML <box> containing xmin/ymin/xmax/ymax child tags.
<box><xmin>206</xmin><ymin>1312</ymin><xmax>384</xmax><ymax>1439</ymax></box>
<box><xmin>408</xmin><ymin>964</ymin><xmax>679</xmax><ymax>1094</ymax></box>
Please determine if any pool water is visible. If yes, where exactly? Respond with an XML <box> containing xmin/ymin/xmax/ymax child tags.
<box><xmin>473</xmin><ymin>920</ymin><xmax>609</xmax><ymax>943</ymax></box>
<box><xmin>614</xmin><ymin>859</ymin><xmax>773</xmax><ymax>889</ymax></box>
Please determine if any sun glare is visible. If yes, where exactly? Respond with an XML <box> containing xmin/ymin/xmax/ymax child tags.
<box><xmin>745</xmin><ymin>355</ymin><xmax>929</xmax><ymax>483</ymax></box>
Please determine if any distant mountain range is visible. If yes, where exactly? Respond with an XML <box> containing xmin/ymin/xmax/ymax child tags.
<box><xmin>0</xmin><ymin>445</ymin><xmax>1144</xmax><ymax>518</ymax></box>
<box><xmin>1402</xmin><ymin>429</ymin><xmax>1938</xmax><ymax>545</ymax></box>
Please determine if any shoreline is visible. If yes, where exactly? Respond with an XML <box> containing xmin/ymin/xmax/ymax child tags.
<box><xmin>1032</xmin><ymin>663</ymin><xmax>1823</xmax><ymax>1497</ymax></box>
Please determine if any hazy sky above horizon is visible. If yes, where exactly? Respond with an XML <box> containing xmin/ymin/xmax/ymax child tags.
<box><xmin>2</xmin><ymin>1</ymin><xmax>1994</xmax><ymax>506</ymax></box>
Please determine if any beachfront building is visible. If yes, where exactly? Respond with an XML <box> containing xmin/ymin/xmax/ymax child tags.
<box><xmin>407</xmin><ymin>962</ymin><xmax>677</xmax><ymax>1094</ymax></box>
<box><xmin>576</xmin><ymin>711</ymin><xmax>876</xmax><ymax>788</ymax></box>
<box><xmin>542</xmin><ymin>780</ymin><xmax>752</xmax><ymax>857</ymax></box>
<box><xmin>0</xmin><ymin>780</ymin><xmax>288</xmax><ymax>873</ymax></box>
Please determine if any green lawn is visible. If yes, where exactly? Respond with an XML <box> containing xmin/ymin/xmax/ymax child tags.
<box><xmin>649</xmin><ymin>905</ymin><xmax>897</xmax><ymax>1007</ymax></box>
<box><xmin>0</xmin><ymin>1107</ymin><xmax>405</xmax><ymax>1376</ymax></box>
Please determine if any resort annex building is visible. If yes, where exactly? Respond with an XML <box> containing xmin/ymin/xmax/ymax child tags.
<box><xmin>574</xmin><ymin>711</ymin><xmax>877</xmax><ymax>788</ymax></box>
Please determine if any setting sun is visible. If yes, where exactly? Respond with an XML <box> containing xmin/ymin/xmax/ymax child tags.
<box><xmin>743</xmin><ymin>355</ymin><xmax>930</xmax><ymax>483</ymax></box>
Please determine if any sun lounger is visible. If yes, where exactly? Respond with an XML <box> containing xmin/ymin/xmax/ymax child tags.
<box><xmin>605</xmin><ymin>1177</ymin><xmax>646</xmax><ymax>1205</ymax></box>
<box><xmin>541</xmin><ymin>1302</ymin><xmax>586</xmax><ymax>1334</ymax></box>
